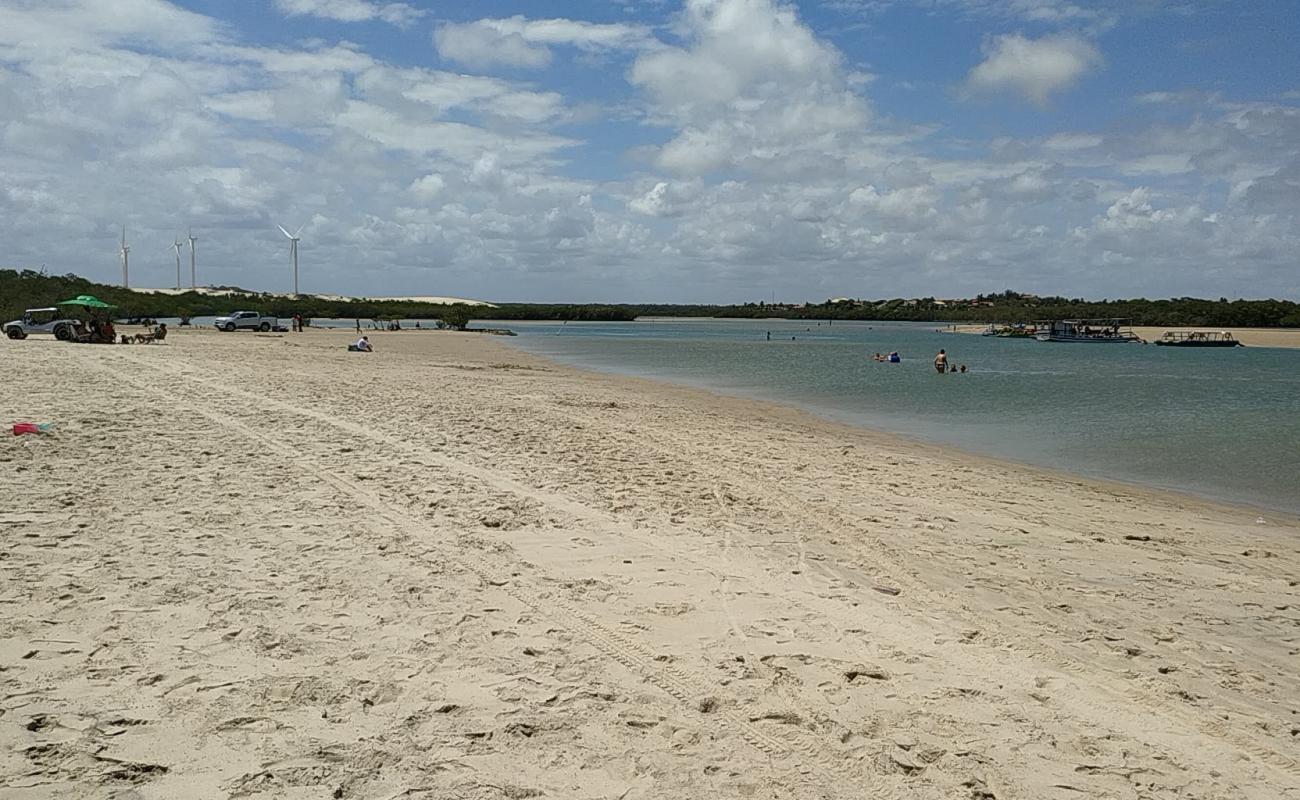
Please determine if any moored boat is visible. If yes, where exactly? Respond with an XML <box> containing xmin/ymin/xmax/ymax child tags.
<box><xmin>979</xmin><ymin>323</ymin><xmax>1036</xmax><ymax>338</ymax></box>
<box><xmin>1034</xmin><ymin>318</ymin><xmax>1141</xmax><ymax>343</ymax></box>
<box><xmin>1154</xmin><ymin>331</ymin><xmax>1243</xmax><ymax>347</ymax></box>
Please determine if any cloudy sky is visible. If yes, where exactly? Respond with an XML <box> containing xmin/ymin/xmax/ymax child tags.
<box><xmin>1</xmin><ymin>0</ymin><xmax>1297</xmax><ymax>302</ymax></box>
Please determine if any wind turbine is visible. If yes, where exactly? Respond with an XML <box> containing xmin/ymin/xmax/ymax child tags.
<box><xmin>119</xmin><ymin>226</ymin><xmax>130</xmax><ymax>289</ymax></box>
<box><xmin>170</xmin><ymin>239</ymin><xmax>185</xmax><ymax>290</ymax></box>
<box><xmin>277</xmin><ymin>224</ymin><xmax>303</xmax><ymax>295</ymax></box>
<box><xmin>187</xmin><ymin>227</ymin><xmax>198</xmax><ymax>289</ymax></box>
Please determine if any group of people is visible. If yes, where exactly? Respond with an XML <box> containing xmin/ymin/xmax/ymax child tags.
<box><xmin>869</xmin><ymin>348</ymin><xmax>968</xmax><ymax>373</ymax></box>
<box><xmin>79</xmin><ymin>317</ymin><xmax>116</xmax><ymax>344</ymax></box>
<box><xmin>123</xmin><ymin>323</ymin><xmax>167</xmax><ymax>344</ymax></box>
<box><xmin>75</xmin><ymin>318</ymin><xmax>168</xmax><ymax>345</ymax></box>
<box><xmin>290</xmin><ymin>314</ymin><xmax>308</xmax><ymax>332</ymax></box>
<box><xmin>933</xmin><ymin>349</ymin><xmax>967</xmax><ymax>373</ymax></box>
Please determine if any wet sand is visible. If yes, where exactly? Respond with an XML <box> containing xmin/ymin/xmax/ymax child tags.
<box><xmin>2</xmin><ymin>327</ymin><xmax>1298</xmax><ymax>799</ymax></box>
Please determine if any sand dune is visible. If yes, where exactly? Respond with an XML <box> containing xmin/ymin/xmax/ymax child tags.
<box><xmin>129</xmin><ymin>287</ymin><xmax>495</xmax><ymax>306</ymax></box>
<box><xmin>2</xmin><ymin>327</ymin><xmax>1297</xmax><ymax>799</ymax></box>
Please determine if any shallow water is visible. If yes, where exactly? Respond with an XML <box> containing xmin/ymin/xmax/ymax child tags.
<box><xmin>498</xmin><ymin>318</ymin><xmax>1300</xmax><ymax>515</ymax></box>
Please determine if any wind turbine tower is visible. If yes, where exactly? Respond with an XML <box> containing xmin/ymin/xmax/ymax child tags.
<box><xmin>277</xmin><ymin>224</ymin><xmax>303</xmax><ymax>295</ymax></box>
<box><xmin>171</xmin><ymin>239</ymin><xmax>184</xmax><ymax>290</ymax></box>
<box><xmin>187</xmin><ymin>227</ymin><xmax>198</xmax><ymax>289</ymax></box>
<box><xmin>119</xmin><ymin>226</ymin><xmax>130</xmax><ymax>289</ymax></box>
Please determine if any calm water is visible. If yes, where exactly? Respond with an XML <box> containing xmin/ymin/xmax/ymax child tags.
<box><xmin>492</xmin><ymin>318</ymin><xmax>1300</xmax><ymax>515</ymax></box>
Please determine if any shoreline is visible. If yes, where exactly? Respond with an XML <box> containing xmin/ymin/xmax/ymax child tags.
<box><xmin>5</xmin><ymin>327</ymin><xmax>1298</xmax><ymax>798</ymax></box>
<box><xmin>502</xmin><ymin>332</ymin><xmax>1299</xmax><ymax>519</ymax></box>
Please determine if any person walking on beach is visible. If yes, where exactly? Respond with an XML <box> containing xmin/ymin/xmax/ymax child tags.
<box><xmin>934</xmin><ymin>349</ymin><xmax>948</xmax><ymax>374</ymax></box>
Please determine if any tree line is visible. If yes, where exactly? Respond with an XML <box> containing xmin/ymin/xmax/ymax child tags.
<box><xmin>712</xmin><ymin>294</ymin><xmax>1300</xmax><ymax>327</ymax></box>
<box><xmin>0</xmin><ymin>269</ymin><xmax>482</xmax><ymax>328</ymax></box>
<box><xmin>4</xmin><ymin>270</ymin><xmax>1298</xmax><ymax>328</ymax></box>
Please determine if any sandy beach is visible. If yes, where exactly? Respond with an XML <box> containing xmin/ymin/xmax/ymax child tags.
<box><xmin>3</xmin><ymin>327</ymin><xmax>1298</xmax><ymax>799</ymax></box>
<box><xmin>952</xmin><ymin>323</ymin><xmax>1300</xmax><ymax>349</ymax></box>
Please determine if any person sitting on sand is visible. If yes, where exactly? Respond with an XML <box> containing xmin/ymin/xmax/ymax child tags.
<box><xmin>350</xmin><ymin>335</ymin><xmax>373</xmax><ymax>352</ymax></box>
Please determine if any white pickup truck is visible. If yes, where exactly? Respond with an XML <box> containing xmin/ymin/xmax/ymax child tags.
<box><xmin>213</xmin><ymin>311</ymin><xmax>279</xmax><ymax>332</ymax></box>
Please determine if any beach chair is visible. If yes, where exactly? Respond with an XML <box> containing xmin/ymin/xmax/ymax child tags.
<box><xmin>134</xmin><ymin>325</ymin><xmax>168</xmax><ymax>344</ymax></box>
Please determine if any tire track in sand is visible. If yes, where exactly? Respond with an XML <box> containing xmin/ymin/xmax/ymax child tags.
<box><xmin>106</xmin><ymin>351</ymin><xmax>1294</xmax><ymax>796</ymax></box>
<box><xmin>92</xmin><ymin>350</ymin><xmax>905</xmax><ymax>800</ymax></box>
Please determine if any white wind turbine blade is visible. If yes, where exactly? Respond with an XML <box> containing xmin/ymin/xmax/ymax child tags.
<box><xmin>277</xmin><ymin>224</ymin><xmax>294</xmax><ymax>239</ymax></box>
<box><xmin>293</xmin><ymin>225</ymin><xmax>305</xmax><ymax>238</ymax></box>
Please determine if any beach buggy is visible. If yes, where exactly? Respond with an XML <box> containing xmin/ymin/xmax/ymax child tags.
<box><xmin>3</xmin><ymin>308</ymin><xmax>82</xmax><ymax>341</ymax></box>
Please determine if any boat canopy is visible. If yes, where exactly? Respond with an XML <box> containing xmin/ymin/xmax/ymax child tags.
<box><xmin>1158</xmin><ymin>331</ymin><xmax>1236</xmax><ymax>342</ymax></box>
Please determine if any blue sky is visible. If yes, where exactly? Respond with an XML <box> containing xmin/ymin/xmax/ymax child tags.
<box><xmin>1</xmin><ymin>0</ymin><xmax>1297</xmax><ymax>302</ymax></box>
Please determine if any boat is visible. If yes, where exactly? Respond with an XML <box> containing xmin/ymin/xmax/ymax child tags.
<box><xmin>998</xmin><ymin>324</ymin><xmax>1037</xmax><ymax>339</ymax></box>
<box><xmin>1034</xmin><ymin>318</ymin><xmax>1141</xmax><ymax>343</ymax></box>
<box><xmin>980</xmin><ymin>323</ymin><xmax>1036</xmax><ymax>338</ymax></box>
<box><xmin>1153</xmin><ymin>331</ymin><xmax>1243</xmax><ymax>347</ymax></box>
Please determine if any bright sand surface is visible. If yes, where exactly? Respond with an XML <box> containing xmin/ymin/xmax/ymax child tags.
<box><xmin>954</xmin><ymin>323</ymin><xmax>1300</xmax><ymax>349</ymax></box>
<box><xmin>1131</xmin><ymin>327</ymin><xmax>1300</xmax><ymax>349</ymax></box>
<box><xmin>3</xmin><ymin>327</ymin><xmax>1298</xmax><ymax>799</ymax></box>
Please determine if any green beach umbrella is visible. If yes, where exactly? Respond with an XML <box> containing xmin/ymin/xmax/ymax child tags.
<box><xmin>57</xmin><ymin>295</ymin><xmax>117</xmax><ymax>309</ymax></box>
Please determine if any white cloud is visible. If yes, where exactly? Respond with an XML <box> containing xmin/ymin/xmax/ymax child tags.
<box><xmin>629</xmin><ymin>0</ymin><xmax>870</xmax><ymax>176</ymax></box>
<box><xmin>435</xmin><ymin>23</ymin><xmax>552</xmax><ymax>70</ymax></box>
<box><xmin>408</xmin><ymin>174</ymin><xmax>446</xmax><ymax>200</ymax></box>
<box><xmin>1241</xmin><ymin>161</ymin><xmax>1300</xmax><ymax>215</ymax></box>
<box><xmin>434</xmin><ymin>16</ymin><xmax>655</xmax><ymax>69</ymax></box>
<box><xmin>848</xmin><ymin>184</ymin><xmax>939</xmax><ymax>220</ymax></box>
<box><xmin>964</xmin><ymin>33</ymin><xmax>1102</xmax><ymax>105</ymax></box>
<box><xmin>1094</xmin><ymin>188</ymin><xmax>1184</xmax><ymax>231</ymax></box>
<box><xmin>0</xmin><ymin>0</ymin><xmax>1297</xmax><ymax>301</ymax></box>
<box><xmin>628</xmin><ymin>180</ymin><xmax>704</xmax><ymax>217</ymax></box>
<box><xmin>274</xmin><ymin>0</ymin><xmax>424</xmax><ymax>26</ymax></box>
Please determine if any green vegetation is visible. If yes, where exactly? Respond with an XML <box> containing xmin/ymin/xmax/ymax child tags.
<box><xmin>712</xmin><ymin>292</ymin><xmax>1300</xmax><ymax>327</ymax></box>
<box><xmin>4</xmin><ymin>271</ymin><xmax>1299</xmax><ymax>328</ymax></box>
<box><xmin>0</xmin><ymin>269</ymin><xmax>487</xmax><ymax>328</ymax></box>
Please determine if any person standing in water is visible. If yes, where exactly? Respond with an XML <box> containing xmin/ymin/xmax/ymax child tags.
<box><xmin>934</xmin><ymin>349</ymin><xmax>948</xmax><ymax>374</ymax></box>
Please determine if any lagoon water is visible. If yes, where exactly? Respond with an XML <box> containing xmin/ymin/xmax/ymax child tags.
<box><xmin>500</xmin><ymin>318</ymin><xmax>1300</xmax><ymax>515</ymax></box>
